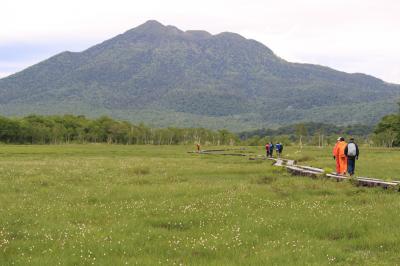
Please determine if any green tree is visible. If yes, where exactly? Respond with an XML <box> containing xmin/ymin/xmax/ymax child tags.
<box><xmin>295</xmin><ymin>123</ymin><xmax>308</xmax><ymax>148</ymax></box>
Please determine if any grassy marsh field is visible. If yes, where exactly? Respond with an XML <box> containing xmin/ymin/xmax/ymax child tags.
<box><xmin>0</xmin><ymin>144</ymin><xmax>400</xmax><ymax>265</ymax></box>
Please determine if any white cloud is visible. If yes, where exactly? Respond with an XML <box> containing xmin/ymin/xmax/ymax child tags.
<box><xmin>1</xmin><ymin>0</ymin><xmax>399</xmax><ymax>83</ymax></box>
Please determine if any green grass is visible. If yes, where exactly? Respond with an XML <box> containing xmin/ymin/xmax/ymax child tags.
<box><xmin>0</xmin><ymin>144</ymin><xmax>400</xmax><ymax>265</ymax></box>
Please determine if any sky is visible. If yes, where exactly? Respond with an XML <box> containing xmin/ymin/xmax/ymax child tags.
<box><xmin>1</xmin><ymin>0</ymin><xmax>399</xmax><ymax>83</ymax></box>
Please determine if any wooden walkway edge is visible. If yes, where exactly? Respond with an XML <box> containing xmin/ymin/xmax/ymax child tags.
<box><xmin>269</xmin><ymin>157</ymin><xmax>400</xmax><ymax>191</ymax></box>
<box><xmin>188</xmin><ymin>149</ymin><xmax>400</xmax><ymax>191</ymax></box>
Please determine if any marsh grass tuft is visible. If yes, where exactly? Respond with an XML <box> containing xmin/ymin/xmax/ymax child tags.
<box><xmin>323</xmin><ymin>167</ymin><xmax>333</xmax><ymax>173</ymax></box>
<box><xmin>323</xmin><ymin>227</ymin><xmax>362</xmax><ymax>241</ymax></box>
<box><xmin>271</xmin><ymin>167</ymin><xmax>286</xmax><ymax>175</ymax></box>
<box><xmin>130</xmin><ymin>166</ymin><xmax>150</xmax><ymax>175</ymax></box>
<box><xmin>297</xmin><ymin>155</ymin><xmax>314</xmax><ymax>162</ymax></box>
<box><xmin>36</xmin><ymin>179</ymin><xmax>53</xmax><ymax>187</ymax></box>
<box><xmin>132</xmin><ymin>178</ymin><xmax>152</xmax><ymax>185</ymax></box>
<box><xmin>252</xmin><ymin>176</ymin><xmax>277</xmax><ymax>185</ymax></box>
<box><xmin>167</xmin><ymin>175</ymin><xmax>188</xmax><ymax>183</ymax></box>
<box><xmin>149</xmin><ymin>220</ymin><xmax>191</xmax><ymax>231</ymax></box>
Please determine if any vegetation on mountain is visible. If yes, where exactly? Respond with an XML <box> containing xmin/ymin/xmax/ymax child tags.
<box><xmin>0</xmin><ymin>20</ymin><xmax>399</xmax><ymax>131</ymax></box>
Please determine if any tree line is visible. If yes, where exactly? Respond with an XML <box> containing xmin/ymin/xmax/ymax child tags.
<box><xmin>239</xmin><ymin>112</ymin><xmax>400</xmax><ymax>148</ymax></box>
<box><xmin>1</xmin><ymin>111</ymin><xmax>399</xmax><ymax>147</ymax></box>
<box><xmin>239</xmin><ymin>122</ymin><xmax>374</xmax><ymax>146</ymax></box>
<box><xmin>373</xmin><ymin>103</ymin><xmax>400</xmax><ymax>147</ymax></box>
<box><xmin>0</xmin><ymin>115</ymin><xmax>238</xmax><ymax>145</ymax></box>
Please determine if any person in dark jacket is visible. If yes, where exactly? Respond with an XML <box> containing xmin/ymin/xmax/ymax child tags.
<box><xmin>276</xmin><ymin>142</ymin><xmax>283</xmax><ymax>158</ymax></box>
<box><xmin>344</xmin><ymin>138</ymin><xmax>359</xmax><ymax>176</ymax></box>
<box><xmin>269</xmin><ymin>142</ymin><xmax>274</xmax><ymax>158</ymax></box>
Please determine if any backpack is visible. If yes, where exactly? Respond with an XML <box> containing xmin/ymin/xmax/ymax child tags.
<box><xmin>347</xmin><ymin>143</ymin><xmax>357</xmax><ymax>157</ymax></box>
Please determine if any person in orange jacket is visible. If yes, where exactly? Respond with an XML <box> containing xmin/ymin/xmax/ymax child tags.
<box><xmin>332</xmin><ymin>137</ymin><xmax>341</xmax><ymax>174</ymax></box>
<box><xmin>196</xmin><ymin>143</ymin><xmax>201</xmax><ymax>152</ymax></box>
<box><xmin>335</xmin><ymin>137</ymin><xmax>348</xmax><ymax>175</ymax></box>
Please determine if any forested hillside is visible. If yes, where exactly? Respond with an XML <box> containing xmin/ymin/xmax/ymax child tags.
<box><xmin>0</xmin><ymin>20</ymin><xmax>399</xmax><ymax>131</ymax></box>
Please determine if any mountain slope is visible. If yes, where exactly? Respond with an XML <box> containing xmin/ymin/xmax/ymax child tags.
<box><xmin>0</xmin><ymin>20</ymin><xmax>399</xmax><ymax>131</ymax></box>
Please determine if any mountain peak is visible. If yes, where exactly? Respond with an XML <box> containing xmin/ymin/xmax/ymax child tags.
<box><xmin>125</xmin><ymin>20</ymin><xmax>184</xmax><ymax>37</ymax></box>
<box><xmin>134</xmin><ymin>20</ymin><xmax>166</xmax><ymax>31</ymax></box>
<box><xmin>215</xmin><ymin>32</ymin><xmax>246</xmax><ymax>40</ymax></box>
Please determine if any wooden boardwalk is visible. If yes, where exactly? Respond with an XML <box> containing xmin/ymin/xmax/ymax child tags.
<box><xmin>269</xmin><ymin>157</ymin><xmax>399</xmax><ymax>191</ymax></box>
<box><xmin>326</xmin><ymin>173</ymin><xmax>349</xmax><ymax>181</ymax></box>
<box><xmin>188</xmin><ymin>148</ymin><xmax>248</xmax><ymax>157</ymax></box>
<box><xmin>189</xmin><ymin>148</ymin><xmax>400</xmax><ymax>191</ymax></box>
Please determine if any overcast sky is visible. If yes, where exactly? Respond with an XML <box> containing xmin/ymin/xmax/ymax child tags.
<box><xmin>1</xmin><ymin>0</ymin><xmax>399</xmax><ymax>83</ymax></box>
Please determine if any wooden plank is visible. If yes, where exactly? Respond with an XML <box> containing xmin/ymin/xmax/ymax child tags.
<box><xmin>297</xmin><ymin>165</ymin><xmax>324</xmax><ymax>173</ymax></box>
<box><xmin>326</xmin><ymin>173</ymin><xmax>346</xmax><ymax>178</ymax></box>
<box><xmin>302</xmin><ymin>170</ymin><xmax>323</xmax><ymax>176</ymax></box>
<box><xmin>249</xmin><ymin>156</ymin><xmax>266</xmax><ymax>161</ymax></box>
<box><xmin>326</xmin><ymin>173</ymin><xmax>349</xmax><ymax>181</ymax></box>
<box><xmin>286</xmin><ymin>166</ymin><xmax>323</xmax><ymax>178</ymax></box>
<box><xmin>356</xmin><ymin>178</ymin><xmax>398</xmax><ymax>188</ymax></box>
<box><xmin>197</xmin><ymin>151</ymin><xmax>248</xmax><ymax>156</ymax></box>
<box><xmin>286</xmin><ymin>166</ymin><xmax>302</xmax><ymax>175</ymax></box>
<box><xmin>286</xmin><ymin>166</ymin><xmax>303</xmax><ymax>171</ymax></box>
<box><xmin>357</xmin><ymin>177</ymin><xmax>384</xmax><ymax>181</ymax></box>
<box><xmin>201</xmin><ymin>148</ymin><xmax>247</xmax><ymax>152</ymax></box>
<box><xmin>286</xmin><ymin>160</ymin><xmax>295</xmax><ymax>166</ymax></box>
<box><xmin>205</xmin><ymin>153</ymin><xmax>247</xmax><ymax>157</ymax></box>
<box><xmin>357</xmin><ymin>179</ymin><xmax>396</xmax><ymax>187</ymax></box>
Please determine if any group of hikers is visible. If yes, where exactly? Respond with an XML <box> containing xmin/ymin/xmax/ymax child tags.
<box><xmin>195</xmin><ymin>136</ymin><xmax>359</xmax><ymax>176</ymax></box>
<box><xmin>265</xmin><ymin>142</ymin><xmax>284</xmax><ymax>158</ymax></box>
<box><xmin>264</xmin><ymin>137</ymin><xmax>360</xmax><ymax>176</ymax></box>
<box><xmin>332</xmin><ymin>137</ymin><xmax>359</xmax><ymax>176</ymax></box>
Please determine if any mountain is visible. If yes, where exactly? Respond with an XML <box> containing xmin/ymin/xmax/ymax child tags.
<box><xmin>0</xmin><ymin>20</ymin><xmax>399</xmax><ymax>131</ymax></box>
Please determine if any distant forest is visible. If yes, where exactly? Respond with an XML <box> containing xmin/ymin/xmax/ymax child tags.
<box><xmin>0</xmin><ymin>115</ymin><xmax>237</xmax><ymax>145</ymax></box>
<box><xmin>240</xmin><ymin>104</ymin><xmax>400</xmax><ymax>147</ymax></box>
<box><xmin>0</xmin><ymin>112</ymin><xmax>399</xmax><ymax>147</ymax></box>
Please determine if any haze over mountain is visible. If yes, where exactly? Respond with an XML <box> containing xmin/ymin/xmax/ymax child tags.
<box><xmin>0</xmin><ymin>20</ymin><xmax>399</xmax><ymax>131</ymax></box>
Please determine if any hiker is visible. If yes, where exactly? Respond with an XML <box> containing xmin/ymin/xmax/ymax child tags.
<box><xmin>269</xmin><ymin>142</ymin><xmax>274</xmax><ymax>158</ymax></box>
<box><xmin>276</xmin><ymin>142</ymin><xmax>283</xmax><ymax>158</ymax></box>
<box><xmin>344</xmin><ymin>138</ymin><xmax>359</xmax><ymax>176</ymax></box>
<box><xmin>265</xmin><ymin>143</ymin><xmax>270</xmax><ymax>157</ymax></box>
<box><xmin>332</xmin><ymin>137</ymin><xmax>341</xmax><ymax>174</ymax></box>
<box><xmin>334</xmin><ymin>137</ymin><xmax>348</xmax><ymax>175</ymax></box>
<box><xmin>196</xmin><ymin>143</ymin><xmax>201</xmax><ymax>153</ymax></box>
